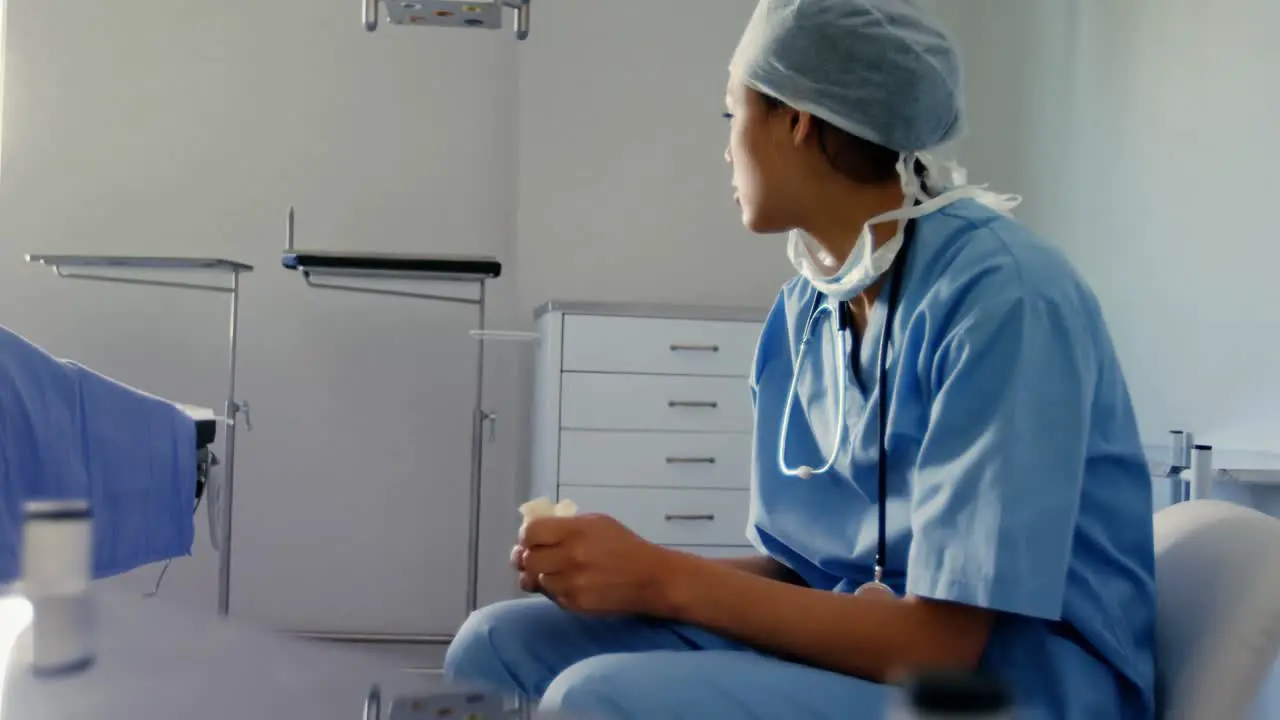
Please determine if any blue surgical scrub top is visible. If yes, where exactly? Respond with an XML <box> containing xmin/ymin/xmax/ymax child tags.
<box><xmin>748</xmin><ymin>199</ymin><xmax>1157</xmax><ymax>719</ymax></box>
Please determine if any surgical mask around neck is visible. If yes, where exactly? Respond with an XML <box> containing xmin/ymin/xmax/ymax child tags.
<box><xmin>786</xmin><ymin>153</ymin><xmax>1021</xmax><ymax>303</ymax></box>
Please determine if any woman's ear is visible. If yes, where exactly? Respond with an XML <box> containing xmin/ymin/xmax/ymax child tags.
<box><xmin>790</xmin><ymin>111</ymin><xmax>815</xmax><ymax>148</ymax></box>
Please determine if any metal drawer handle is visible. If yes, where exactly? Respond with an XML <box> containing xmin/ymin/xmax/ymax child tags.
<box><xmin>668</xmin><ymin>400</ymin><xmax>719</xmax><ymax>409</ymax></box>
<box><xmin>670</xmin><ymin>344</ymin><xmax>720</xmax><ymax>353</ymax></box>
<box><xmin>363</xmin><ymin>685</ymin><xmax>382</xmax><ymax>720</ymax></box>
<box><xmin>664</xmin><ymin>513</ymin><xmax>716</xmax><ymax>522</ymax></box>
<box><xmin>666</xmin><ymin>457</ymin><xmax>717</xmax><ymax>465</ymax></box>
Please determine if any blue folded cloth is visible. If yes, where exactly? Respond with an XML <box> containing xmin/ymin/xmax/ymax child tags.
<box><xmin>0</xmin><ymin>326</ymin><xmax>196</xmax><ymax>583</ymax></box>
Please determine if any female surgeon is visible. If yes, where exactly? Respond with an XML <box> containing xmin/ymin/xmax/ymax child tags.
<box><xmin>445</xmin><ymin>1</ymin><xmax>1158</xmax><ymax>718</ymax></box>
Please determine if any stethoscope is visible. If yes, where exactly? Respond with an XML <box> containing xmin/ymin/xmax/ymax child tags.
<box><xmin>777</xmin><ymin>220</ymin><xmax>915</xmax><ymax>598</ymax></box>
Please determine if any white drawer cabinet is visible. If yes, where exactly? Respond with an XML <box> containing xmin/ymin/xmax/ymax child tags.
<box><xmin>559</xmin><ymin>374</ymin><xmax>754</xmax><ymax>433</ymax></box>
<box><xmin>558</xmin><ymin>431</ymin><xmax>751</xmax><ymax>490</ymax></box>
<box><xmin>531</xmin><ymin>301</ymin><xmax>766</xmax><ymax>558</ymax></box>
<box><xmin>562</xmin><ymin>487</ymin><xmax>752</xmax><ymax>546</ymax></box>
<box><xmin>561</xmin><ymin>315</ymin><xmax>761</xmax><ymax>376</ymax></box>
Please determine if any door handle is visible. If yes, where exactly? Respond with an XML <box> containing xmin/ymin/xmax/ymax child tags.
<box><xmin>665</xmin><ymin>457</ymin><xmax>717</xmax><ymax>465</ymax></box>
<box><xmin>664</xmin><ymin>513</ymin><xmax>716</xmax><ymax>522</ymax></box>
<box><xmin>669</xmin><ymin>344</ymin><xmax>720</xmax><ymax>353</ymax></box>
<box><xmin>667</xmin><ymin>401</ymin><xmax>718</xmax><ymax>409</ymax></box>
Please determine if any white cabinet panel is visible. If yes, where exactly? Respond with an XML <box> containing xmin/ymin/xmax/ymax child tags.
<box><xmin>558</xmin><ymin>430</ymin><xmax>751</xmax><ymax>490</ymax></box>
<box><xmin>561</xmin><ymin>315</ymin><xmax>761</xmax><ymax>377</ymax></box>
<box><xmin>559</xmin><ymin>373</ymin><xmax>752</xmax><ymax>433</ymax></box>
<box><xmin>666</xmin><ymin>545</ymin><xmax>757</xmax><ymax>559</ymax></box>
<box><xmin>562</xmin><ymin>486</ymin><xmax>750</xmax><ymax>547</ymax></box>
<box><xmin>532</xmin><ymin>304</ymin><xmax>763</xmax><ymax>576</ymax></box>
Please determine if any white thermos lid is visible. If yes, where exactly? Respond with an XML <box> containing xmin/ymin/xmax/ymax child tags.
<box><xmin>20</xmin><ymin>499</ymin><xmax>96</xmax><ymax>676</ymax></box>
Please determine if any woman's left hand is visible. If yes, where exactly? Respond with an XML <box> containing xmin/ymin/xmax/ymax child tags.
<box><xmin>518</xmin><ymin>514</ymin><xmax>680</xmax><ymax>617</ymax></box>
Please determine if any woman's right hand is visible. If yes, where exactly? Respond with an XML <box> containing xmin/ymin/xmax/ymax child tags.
<box><xmin>511</xmin><ymin>543</ymin><xmax>541</xmax><ymax>593</ymax></box>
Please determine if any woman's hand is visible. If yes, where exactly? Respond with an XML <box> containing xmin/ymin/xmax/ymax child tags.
<box><xmin>513</xmin><ymin>514</ymin><xmax>681</xmax><ymax>617</ymax></box>
<box><xmin>510</xmin><ymin>543</ymin><xmax>553</xmax><ymax>599</ymax></box>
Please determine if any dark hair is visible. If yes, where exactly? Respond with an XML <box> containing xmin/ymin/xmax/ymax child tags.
<box><xmin>759</xmin><ymin>92</ymin><xmax>900</xmax><ymax>185</ymax></box>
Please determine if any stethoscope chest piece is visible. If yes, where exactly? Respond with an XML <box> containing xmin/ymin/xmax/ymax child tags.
<box><xmin>855</xmin><ymin>563</ymin><xmax>897</xmax><ymax>599</ymax></box>
<box><xmin>854</xmin><ymin>580</ymin><xmax>896</xmax><ymax>599</ymax></box>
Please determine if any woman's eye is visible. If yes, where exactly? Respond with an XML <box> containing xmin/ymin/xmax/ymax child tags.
<box><xmin>722</xmin><ymin>112</ymin><xmax>734</xmax><ymax>121</ymax></box>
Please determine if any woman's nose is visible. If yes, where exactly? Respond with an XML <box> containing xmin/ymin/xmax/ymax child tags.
<box><xmin>724</xmin><ymin>144</ymin><xmax>732</xmax><ymax>164</ymax></box>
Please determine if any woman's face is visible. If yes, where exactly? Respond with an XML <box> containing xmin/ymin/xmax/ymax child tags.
<box><xmin>724</xmin><ymin>78</ymin><xmax>808</xmax><ymax>234</ymax></box>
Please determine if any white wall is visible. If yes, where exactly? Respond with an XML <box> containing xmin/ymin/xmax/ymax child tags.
<box><xmin>515</xmin><ymin>0</ymin><xmax>787</xmax><ymax>312</ymax></box>
<box><xmin>928</xmin><ymin>0</ymin><xmax>1280</xmax><ymax>463</ymax></box>
<box><xmin>0</xmin><ymin>0</ymin><xmax>786</xmax><ymax>640</ymax></box>
<box><xmin>0</xmin><ymin>0</ymin><xmax>526</xmax><ymax>636</ymax></box>
<box><xmin>0</xmin><ymin>0</ymin><xmax>6</xmax><ymax>172</ymax></box>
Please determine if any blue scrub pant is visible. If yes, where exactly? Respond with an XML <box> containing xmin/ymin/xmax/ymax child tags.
<box><xmin>444</xmin><ymin>597</ymin><xmax>891</xmax><ymax>719</ymax></box>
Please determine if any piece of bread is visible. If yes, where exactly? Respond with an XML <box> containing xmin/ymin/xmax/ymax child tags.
<box><xmin>519</xmin><ymin>496</ymin><xmax>579</xmax><ymax>522</ymax></box>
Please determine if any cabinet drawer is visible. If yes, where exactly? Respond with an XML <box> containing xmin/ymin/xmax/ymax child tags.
<box><xmin>559</xmin><ymin>374</ymin><xmax>752</xmax><ymax>432</ymax></box>
<box><xmin>561</xmin><ymin>315</ymin><xmax>761</xmax><ymax>377</ymax></box>
<box><xmin>559</xmin><ymin>431</ymin><xmax>751</xmax><ymax>489</ymax></box>
<box><xmin>560</xmin><ymin>487</ymin><xmax>750</xmax><ymax>547</ymax></box>
<box><xmin>665</xmin><ymin>545</ymin><xmax>756</xmax><ymax>560</ymax></box>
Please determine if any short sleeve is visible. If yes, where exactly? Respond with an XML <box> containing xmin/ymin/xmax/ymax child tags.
<box><xmin>905</xmin><ymin>292</ymin><xmax>1096</xmax><ymax>620</ymax></box>
<box><xmin>749</xmin><ymin>288</ymin><xmax>792</xmax><ymax>409</ymax></box>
